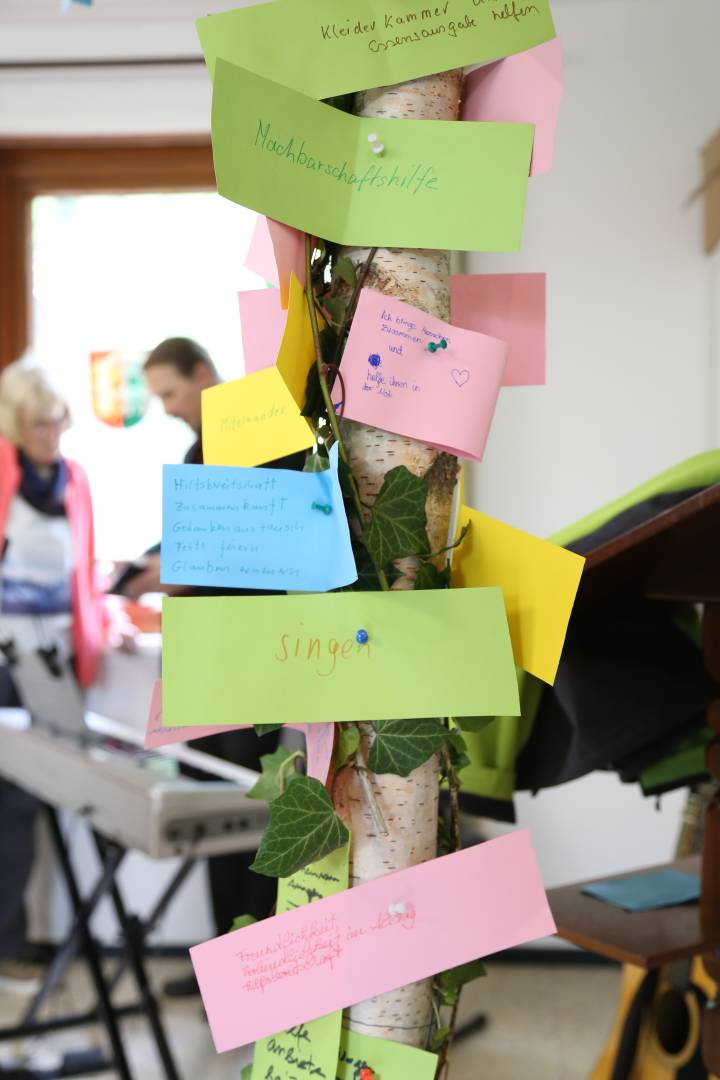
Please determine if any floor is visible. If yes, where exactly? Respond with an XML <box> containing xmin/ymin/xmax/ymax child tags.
<box><xmin>0</xmin><ymin>957</ymin><xmax>621</xmax><ymax>1079</ymax></box>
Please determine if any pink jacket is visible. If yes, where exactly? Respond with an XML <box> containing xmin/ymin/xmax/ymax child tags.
<box><xmin>0</xmin><ymin>436</ymin><xmax>104</xmax><ymax>687</ymax></box>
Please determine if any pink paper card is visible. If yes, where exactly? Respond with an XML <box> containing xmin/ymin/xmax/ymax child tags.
<box><xmin>340</xmin><ymin>289</ymin><xmax>507</xmax><ymax>461</ymax></box>
<box><xmin>144</xmin><ymin>682</ymin><xmax>334</xmax><ymax>784</ymax></box>
<box><xmin>450</xmin><ymin>273</ymin><xmax>546</xmax><ymax>387</ymax></box>
<box><xmin>191</xmin><ymin>829</ymin><xmax>554</xmax><ymax>1052</ymax></box>
<box><xmin>461</xmin><ymin>38</ymin><xmax>563</xmax><ymax>176</ymax></box>
<box><xmin>238</xmin><ymin>289</ymin><xmax>287</xmax><ymax>375</ymax></box>
<box><xmin>244</xmin><ymin>215</ymin><xmax>306</xmax><ymax>308</ymax></box>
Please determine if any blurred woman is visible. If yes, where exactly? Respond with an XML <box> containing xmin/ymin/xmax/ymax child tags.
<box><xmin>0</xmin><ymin>361</ymin><xmax>105</xmax><ymax>991</ymax></box>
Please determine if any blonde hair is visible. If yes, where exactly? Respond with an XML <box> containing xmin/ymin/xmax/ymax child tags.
<box><xmin>0</xmin><ymin>361</ymin><xmax>70</xmax><ymax>445</ymax></box>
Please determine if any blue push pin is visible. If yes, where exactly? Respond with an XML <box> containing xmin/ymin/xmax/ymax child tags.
<box><xmin>356</xmin><ymin>629</ymin><xmax>369</xmax><ymax>645</ymax></box>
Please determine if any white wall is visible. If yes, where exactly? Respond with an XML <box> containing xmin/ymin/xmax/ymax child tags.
<box><xmin>466</xmin><ymin>0</ymin><xmax>720</xmax><ymax>887</ymax></box>
<box><xmin>3</xmin><ymin>0</ymin><xmax>719</xmax><ymax>939</ymax></box>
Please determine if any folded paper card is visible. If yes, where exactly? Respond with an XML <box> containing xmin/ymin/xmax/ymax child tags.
<box><xmin>198</xmin><ymin>0</ymin><xmax>555</xmax><ymax>100</ymax></box>
<box><xmin>251</xmin><ymin>845</ymin><xmax>349</xmax><ymax>1080</ymax></box>
<box><xmin>462</xmin><ymin>37</ymin><xmax>563</xmax><ymax>176</ymax></box>
<box><xmin>450</xmin><ymin>273</ymin><xmax>546</xmax><ymax>387</ymax></box>
<box><xmin>212</xmin><ymin>60</ymin><xmax>533</xmax><ymax>252</ymax></box>
<box><xmin>162</xmin><ymin>587</ymin><xmax>520</xmax><ymax>727</ymax></box>
<box><xmin>582</xmin><ymin>869</ymin><xmax>700</xmax><ymax>913</ymax></box>
<box><xmin>337</xmin><ymin>1031</ymin><xmax>437</xmax><ymax>1080</ymax></box>
<box><xmin>244</xmin><ymin>216</ymin><xmax>306</xmax><ymax>308</ymax></box>
<box><xmin>144</xmin><ymin>681</ymin><xmax>335</xmax><ymax>785</ymax></box>
<box><xmin>452</xmin><ymin>505</ymin><xmax>584</xmax><ymax>685</ymax></box>
<box><xmin>341</xmin><ymin>289</ymin><xmax>507</xmax><ymax>460</ymax></box>
<box><xmin>191</xmin><ymin>829</ymin><xmax>555</xmax><ymax>1051</ymax></box>
<box><xmin>238</xmin><ymin>289</ymin><xmax>287</xmax><ymax>376</ymax></box>
<box><xmin>202</xmin><ymin>273</ymin><xmax>315</xmax><ymax>467</ymax></box>
<box><xmin>160</xmin><ymin>446</ymin><xmax>356</xmax><ymax>593</ymax></box>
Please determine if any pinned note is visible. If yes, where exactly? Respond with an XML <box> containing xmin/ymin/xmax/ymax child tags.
<box><xmin>197</xmin><ymin>0</ymin><xmax>556</xmax><ymax>101</ymax></box>
<box><xmin>244</xmin><ymin>216</ymin><xmax>306</xmax><ymax>309</ymax></box>
<box><xmin>450</xmin><ymin>273</ymin><xmax>546</xmax><ymax>387</ymax></box>
<box><xmin>452</xmin><ymin>506</ymin><xmax>584</xmax><ymax>685</ymax></box>
<box><xmin>145</xmin><ymin>681</ymin><xmax>335</xmax><ymax>785</ymax></box>
<box><xmin>238</xmin><ymin>289</ymin><xmax>287</xmax><ymax>376</ymax></box>
<box><xmin>251</xmin><ymin>845</ymin><xmax>349</xmax><ymax>1080</ymax></box>
<box><xmin>341</xmin><ymin>289</ymin><xmax>507</xmax><ymax>461</ymax></box>
<box><xmin>191</xmin><ymin>829</ymin><xmax>555</xmax><ymax>1051</ymax></box>
<box><xmin>162</xmin><ymin>587</ymin><xmax>520</xmax><ymax>728</ymax></box>
<box><xmin>160</xmin><ymin>446</ymin><xmax>356</xmax><ymax>593</ymax></box>
<box><xmin>202</xmin><ymin>273</ymin><xmax>315</xmax><ymax>467</ymax></box>
<box><xmin>212</xmin><ymin>60</ymin><xmax>533</xmax><ymax>252</ymax></box>
<box><xmin>338</xmin><ymin>1031</ymin><xmax>437</xmax><ymax>1080</ymax></box>
<box><xmin>462</xmin><ymin>38</ymin><xmax>563</xmax><ymax>176</ymax></box>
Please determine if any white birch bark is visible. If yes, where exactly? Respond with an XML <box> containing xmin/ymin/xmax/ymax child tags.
<box><xmin>333</xmin><ymin>68</ymin><xmax>462</xmax><ymax>1050</ymax></box>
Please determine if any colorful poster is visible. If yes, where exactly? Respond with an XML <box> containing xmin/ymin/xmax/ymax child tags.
<box><xmin>198</xmin><ymin>0</ymin><xmax>556</xmax><ymax>100</ymax></box>
<box><xmin>450</xmin><ymin>273</ymin><xmax>546</xmax><ymax>386</ymax></box>
<box><xmin>90</xmin><ymin>351</ymin><xmax>149</xmax><ymax>428</ymax></box>
<box><xmin>462</xmin><ymin>37</ymin><xmax>563</xmax><ymax>176</ymax></box>
<box><xmin>453</xmin><ymin>505</ymin><xmax>584</xmax><ymax>685</ymax></box>
<box><xmin>202</xmin><ymin>274</ymin><xmax>315</xmax><ymax>467</ymax></box>
<box><xmin>161</xmin><ymin>587</ymin><xmax>520</xmax><ymax>727</ymax></box>
<box><xmin>191</xmin><ymin>830</ymin><xmax>555</xmax><ymax>1051</ymax></box>
<box><xmin>160</xmin><ymin>446</ymin><xmax>356</xmax><ymax>593</ymax></box>
<box><xmin>212</xmin><ymin>60</ymin><xmax>533</xmax><ymax>252</ymax></box>
<box><xmin>341</xmin><ymin>289</ymin><xmax>507</xmax><ymax>460</ymax></box>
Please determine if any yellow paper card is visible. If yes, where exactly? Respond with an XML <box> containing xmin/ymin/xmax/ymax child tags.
<box><xmin>202</xmin><ymin>273</ymin><xmax>315</xmax><ymax>466</ymax></box>
<box><xmin>452</xmin><ymin>505</ymin><xmax>584</xmax><ymax>685</ymax></box>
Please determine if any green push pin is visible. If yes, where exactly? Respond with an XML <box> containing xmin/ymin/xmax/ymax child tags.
<box><xmin>311</xmin><ymin>501</ymin><xmax>333</xmax><ymax>515</ymax></box>
<box><xmin>428</xmin><ymin>342</ymin><xmax>437</xmax><ymax>353</ymax></box>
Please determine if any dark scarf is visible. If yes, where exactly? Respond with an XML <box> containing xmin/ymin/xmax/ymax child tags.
<box><xmin>17</xmin><ymin>450</ymin><xmax>67</xmax><ymax>518</ymax></box>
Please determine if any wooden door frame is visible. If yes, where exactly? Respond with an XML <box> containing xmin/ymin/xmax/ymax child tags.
<box><xmin>0</xmin><ymin>135</ymin><xmax>214</xmax><ymax>369</ymax></box>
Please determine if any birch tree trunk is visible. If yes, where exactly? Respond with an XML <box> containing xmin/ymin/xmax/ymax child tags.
<box><xmin>333</xmin><ymin>68</ymin><xmax>463</xmax><ymax>1050</ymax></box>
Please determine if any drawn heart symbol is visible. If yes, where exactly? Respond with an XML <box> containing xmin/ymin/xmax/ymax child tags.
<box><xmin>451</xmin><ymin>369</ymin><xmax>470</xmax><ymax>387</ymax></box>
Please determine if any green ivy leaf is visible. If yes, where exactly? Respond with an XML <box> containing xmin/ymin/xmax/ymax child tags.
<box><xmin>246</xmin><ymin>746</ymin><xmax>302</xmax><ymax>802</ymax></box>
<box><xmin>364</xmin><ymin>466</ymin><xmax>429</xmax><ymax>567</ymax></box>
<box><xmin>241</xmin><ymin>1067</ymin><xmax>251</xmax><ymax>1080</ymax></box>
<box><xmin>254</xmin><ymin>723</ymin><xmax>284</xmax><ymax>736</ymax></box>
<box><xmin>229</xmin><ymin>914</ymin><xmax>257</xmax><ymax>933</ymax></box>
<box><xmin>414</xmin><ymin>561</ymin><xmax>451</xmax><ymax>590</ymax></box>
<box><xmin>454</xmin><ymin>716</ymin><xmax>495</xmax><ymax>734</ymax></box>
<box><xmin>332</xmin><ymin>255</ymin><xmax>357</xmax><ymax>288</ymax></box>
<box><xmin>436</xmin><ymin>959</ymin><xmax>486</xmax><ymax>1005</ymax></box>
<box><xmin>369</xmin><ymin>718</ymin><xmax>449</xmax><ymax>776</ymax></box>
<box><xmin>322</xmin><ymin>296</ymin><xmax>347</xmax><ymax>327</ymax></box>
<box><xmin>334</xmin><ymin>724</ymin><xmax>360</xmax><ymax>767</ymax></box>
<box><xmin>251</xmin><ymin>776</ymin><xmax>350</xmax><ymax>878</ymax></box>
<box><xmin>431</xmin><ymin>1026</ymin><xmax>451</xmax><ymax>1053</ymax></box>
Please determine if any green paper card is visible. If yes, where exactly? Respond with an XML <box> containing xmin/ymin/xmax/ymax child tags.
<box><xmin>212</xmin><ymin>60</ymin><xmax>533</xmax><ymax>252</ymax></box>
<box><xmin>338</xmin><ymin>1030</ymin><xmax>437</xmax><ymax>1079</ymax></box>
<box><xmin>162</xmin><ymin>588</ymin><xmax>520</xmax><ymax>726</ymax></box>
<box><xmin>198</xmin><ymin>0</ymin><xmax>555</xmax><ymax>100</ymax></box>
<box><xmin>251</xmin><ymin>846</ymin><xmax>349</xmax><ymax>1080</ymax></box>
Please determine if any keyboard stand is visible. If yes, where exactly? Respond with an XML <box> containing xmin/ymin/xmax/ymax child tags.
<box><xmin>0</xmin><ymin>803</ymin><xmax>184</xmax><ymax>1080</ymax></box>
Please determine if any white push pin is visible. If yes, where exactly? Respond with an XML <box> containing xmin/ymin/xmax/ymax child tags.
<box><xmin>368</xmin><ymin>133</ymin><xmax>385</xmax><ymax>157</ymax></box>
<box><xmin>388</xmin><ymin>901</ymin><xmax>407</xmax><ymax>916</ymax></box>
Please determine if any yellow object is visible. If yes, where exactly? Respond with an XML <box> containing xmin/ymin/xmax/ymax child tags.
<box><xmin>452</xmin><ymin>504</ymin><xmax>584</xmax><ymax>685</ymax></box>
<box><xmin>202</xmin><ymin>273</ymin><xmax>315</xmax><ymax>466</ymax></box>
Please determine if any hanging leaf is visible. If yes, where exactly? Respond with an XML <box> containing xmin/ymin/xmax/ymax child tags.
<box><xmin>364</xmin><ymin>466</ymin><xmax>429</xmax><ymax>568</ymax></box>
<box><xmin>431</xmin><ymin>1026</ymin><xmax>451</xmax><ymax>1053</ymax></box>
<box><xmin>445</xmin><ymin>728</ymin><xmax>470</xmax><ymax>773</ymax></box>
<box><xmin>332</xmin><ymin>255</ymin><xmax>357</xmax><ymax>288</ymax></box>
<box><xmin>322</xmin><ymin>296</ymin><xmax>347</xmax><ymax>327</ymax></box>
<box><xmin>254</xmin><ymin>723</ymin><xmax>284</xmax><ymax>736</ymax></box>
<box><xmin>414</xmin><ymin>561</ymin><xmax>451</xmax><ymax>590</ymax></box>
<box><xmin>251</xmin><ymin>776</ymin><xmax>350</xmax><ymax>878</ymax></box>
<box><xmin>369</xmin><ymin>718</ymin><xmax>448</xmax><ymax>777</ymax></box>
<box><xmin>246</xmin><ymin>746</ymin><xmax>302</xmax><ymax>802</ymax></box>
<box><xmin>334</xmin><ymin>724</ymin><xmax>360</xmax><ymax>767</ymax></box>
<box><xmin>229</xmin><ymin>914</ymin><xmax>257</xmax><ymax>933</ymax></box>
<box><xmin>436</xmin><ymin>959</ymin><xmax>486</xmax><ymax>1006</ymax></box>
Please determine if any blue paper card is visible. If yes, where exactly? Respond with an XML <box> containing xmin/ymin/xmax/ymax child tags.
<box><xmin>582</xmin><ymin>869</ymin><xmax>700</xmax><ymax>913</ymax></box>
<box><xmin>161</xmin><ymin>445</ymin><xmax>357</xmax><ymax>593</ymax></box>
